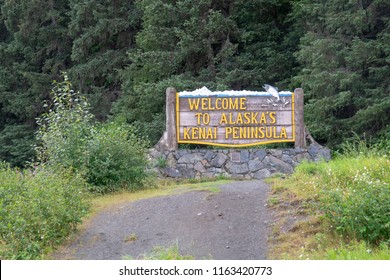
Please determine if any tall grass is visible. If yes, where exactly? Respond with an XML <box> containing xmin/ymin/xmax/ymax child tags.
<box><xmin>269</xmin><ymin>141</ymin><xmax>389</xmax><ymax>259</ymax></box>
<box><xmin>0</xmin><ymin>164</ymin><xmax>89</xmax><ymax>259</ymax></box>
<box><xmin>294</xmin><ymin>154</ymin><xmax>389</xmax><ymax>245</ymax></box>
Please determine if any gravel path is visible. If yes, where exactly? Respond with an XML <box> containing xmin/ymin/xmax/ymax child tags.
<box><xmin>53</xmin><ymin>180</ymin><xmax>271</xmax><ymax>260</ymax></box>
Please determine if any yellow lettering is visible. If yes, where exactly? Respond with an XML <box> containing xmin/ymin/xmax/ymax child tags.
<box><xmin>222</xmin><ymin>98</ymin><xmax>228</xmax><ymax>109</ymax></box>
<box><xmin>201</xmin><ymin>99</ymin><xmax>207</xmax><ymax>110</ymax></box>
<box><xmin>225</xmin><ymin>127</ymin><xmax>232</xmax><ymax>139</ymax></box>
<box><xmin>216</xmin><ymin>98</ymin><xmax>222</xmax><ymax>110</ymax></box>
<box><xmin>192</xmin><ymin>127</ymin><xmax>198</xmax><ymax>139</ymax></box>
<box><xmin>207</xmin><ymin>128</ymin><xmax>213</xmax><ymax>139</ymax></box>
<box><xmin>260</xmin><ymin>113</ymin><xmax>267</xmax><ymax>124</ymax></box>
<box><xmin>219</xmin><ymin>113</ymin><xmax>227</xmax><ymax>124</ymax></box>
<box><xmin>230</xmin><ymin>98</ymin><xmax>239</xmax><ymax>110</ymax></box>
<box><xmin>280</xmin><ymin>127</ymin><xmax>287</xmax><ymax>138</ymax></box>
<box><xmin>236</xmin><ymin>113</ymin><xmax>243</xmax><ymax>124</ymax></box>
<box><xmin>188</xmin><ymin>98</ymin><xmax>199</xmax><ymax>110</ymax></box>
<box><xmin>244</xmin><ymin>113</ymin><xmax>251</xmax><ymax>124</ymax></box>
<box><xmin>199</xmin><ymin>127</ymin><xmax>206</xmax><ymax>139</ymax></box>
<box><xmin>229</xmin><ymin>113</ymin><xmax>235</xmax><ymax>125</ymax></box>
<box><xmin>240</xmin><ymin>98</ymin><xmax>247</xmax><ymax>110</ymax></box>
<box><xmin>233</xmin><ymin>127</ymin><xmax>239</xmax><ymax>139</ymax></box>
<box><xmin>269</xmin><ymin>112</ymin><xmax>276</xmax><ymax>124</ymax></box>
<box><xmin>183</xmin><ymin>128</ymin><xmax>190</xmax><ymax>139</ymax></box>
<box><xmin>239</xmin><ymin>126</ymin><xmax>246</xmax><ymax>138</ymax></box>
<box><xmin>251</xmin><ymin>112</ymin><xmax>258</xmax><ymax>124</ymax></box>
<box><xmin>259</xmin><ymin>127</ymin><xmax>265</xmax><ymax>138</ymax></box>
<box><xmin>195</xmin><ymin>113</ymin><xmax>202</xmax><ymax>125</ymax></box>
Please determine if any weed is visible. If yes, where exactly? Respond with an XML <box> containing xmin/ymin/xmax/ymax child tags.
<box><xmin>267</xmin><ymin>151</ymin><xmax>390</xmax><ymax>259</ymax></box>
<box><xmin>123</xmin><ymin>233</ymin><xmax>138</xmax><ymax>243</ymax></box>
<box><xmin>126</xmin><ymin>243</ymin><xmax>195</xmax><ymax>260</ymax></box>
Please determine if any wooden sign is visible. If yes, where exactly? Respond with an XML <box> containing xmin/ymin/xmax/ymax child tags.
<box><xmin>176</xmin><ymin>87</ymin><xmax>296</xmax><ymax>147</ymax></box>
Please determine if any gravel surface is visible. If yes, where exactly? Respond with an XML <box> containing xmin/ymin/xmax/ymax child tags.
<box><xmin>53</xmin><ymin>180</ymin><xmax>271</xmax><ymax>260</ymax></box>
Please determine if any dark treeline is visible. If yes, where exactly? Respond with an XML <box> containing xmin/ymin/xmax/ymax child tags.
<box><xmin>0</xmin><ymin>0</ymin><xmax>389</xmax><ymax>166</ymax></box>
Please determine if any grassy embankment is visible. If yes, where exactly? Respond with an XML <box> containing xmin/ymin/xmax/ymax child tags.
<box><xmin>267</xmin><ymin>145</ymin><xmax>390</xmax><ymax>260</ymax></box>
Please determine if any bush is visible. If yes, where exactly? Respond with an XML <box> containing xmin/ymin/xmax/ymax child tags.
<box><xmin>293</xmin><ymin>155</ymin><xmax>390</xmax><ymax>245</ymax></box>
<box><xmin>35</xmin><ymin>74</ymin><xmax>93</xmax><ymax>170</ymax></box>
<box><xmin>35</xmin><ymin>75</ymin><xmax>150</xmax><ymax>193</ymax></box>
<box><xmin>320</xmin><ymin>156</ymin><xmax>390</xmax><ymax>245</ymax></box>
<box><xmin>85</xmin><ymin>123</ymin><xmax>149</xmax><ymax>193</ymax></box>
<box><xmin>0</xmin><ymin>163</ymin><xmax>89</xmax><ymax>259</ymax></box>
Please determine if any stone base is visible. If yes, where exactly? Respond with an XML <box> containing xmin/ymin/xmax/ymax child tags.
<box><xmin>148</xmin><ymin>144</ymin><xmax>331</xmax><ymax>179</ymax></box>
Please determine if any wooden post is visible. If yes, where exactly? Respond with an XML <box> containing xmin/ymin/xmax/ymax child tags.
<box><xmin>166</xmin><ymin>87</ymin><xmax>178</xmax><ymax>150</ymax></box>
<box><xmin>294</xmin><ymin>88</ymin><xmax>305</xmax><ymax>148</ymax></box>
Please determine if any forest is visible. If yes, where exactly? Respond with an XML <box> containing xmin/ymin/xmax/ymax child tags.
<box><xmin>0</xmin><ymin>0</ymin><xmax>389</xmax><ymax>166</ymax></box>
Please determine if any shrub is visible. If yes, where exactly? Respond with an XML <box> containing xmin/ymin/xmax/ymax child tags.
<box><xmin>0</xmin><ymin>163</ymin><xmax>89</xmax><ymax>259</ymax></box>
<box><xmin>35</xmin><ymin>74</ymin><xmax>93</xmax><ymax>170</ymax></box>
<box><xmin>293</xmin><ymin>155</ymin><xmax>390</xmax><ymax>245</ymax></box>
<box><xmin>320</xmin><ymin>156</ymin><xmax>390</xmax><ymax>245</ymax></box>
<box><xmin>85</xmin><ymin>122</ymin><xmax>149</xmax><ymax>193</ymax></box>
<box><xmin>35</xmin><ymin>75</ymin><xmax>150</xmax><ymax>193</ymax></box>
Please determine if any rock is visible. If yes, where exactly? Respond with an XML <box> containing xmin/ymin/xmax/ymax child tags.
<box><xmin>318</xmin><ymin>147</ymin><xmax>331</xmax><ymax>161</ymax></box>
<box><xmin>281</xmin><ymin>154</ymin><xmax>293</xmax><ymax>164</ymax></box>
<box><xmin>240</xmin><ymin>150</ymin><xmax>250</xmax><ymax>162</ymax></box>
<box><xmin>248</xmin><ymin>160</ymin><xmax>264</xmax><ymax>172</ymax></box>
<box><xmin>253</xmin><ymin>169</ymin><xmax>271</xmax><ymax>179</ymax></box>
<box><xmin>225</xmin><ymin>162</ymin><xmax>249</xmax><ymax>174</ymax></box>
<box><xmin>296</xmin><ymin>152</ymin><xmax>312</xmax><ymax>162</ymax></box>
<box><xmin>177</xmin><ymin>153</ymin><xmax>203</xmax><ymax>164</ymax></box>
<box><xmin>182</xmin><ymin>169</ymin><xmax>195</xmax><ymax>178</ymax></box>
<box><xmin>160</xmin><ymin>167</ymin><xmax>181</xmax><ymax>178</ymax></box>
<box><xmin>308</xmin><ymin>144</ymin><xmax>320</xmax><ymax>158</ymax></box>
<box><xmin>194</xmin><ymin>161</ymin><xmax>206</xmax><ymax>173</ymax></box>
<box><xmin>308</xmin><ymin>144</ymin><xmax>331</xmax><ymax>162</ymax></box>
<box><xmin>204</xmin><ymin>150</ymin><xmax>215</xmax><ymax>161</ymax></box>
<box><xmin>231</xmin><ymin>174</ymin><xmax>245</xmax><ymax>180</ymax></box>
<box><xmin>203</xmin><ymin>172</ymin><xmax>215</xmax><ymax>178</ymax></box>
<box><xmin>255</xmin><ymin>149</ymin><xmax>267</xmax><ymax>161</ymax></box>
<box><xmin>268</xmin><ymin>155</ymin><xmax>294</xmax><ymax>174</ymax></box>
<box><xmin>166</xmin><ymin>153</ymin><xmax>177</xmax><ymax>167</ymax></box>
<box><xmin>210</xmin><ymin>153</ymin><xmax>228</xmax><ymax>167</ymax></box>
<box><xmin>149</xmin><ymin>148</ymin><xmax>161</xmax><ymax>159</ymax></box>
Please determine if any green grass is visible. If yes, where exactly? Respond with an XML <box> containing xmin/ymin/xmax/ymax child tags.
<box><xmin>123</xmin><ymin>243</ymin><xmax>195</xmax><ymax>260</ymax></box>
<box><xmin>267</xmin><ymin>150</ymin><xmax>390</xmax><ymax>260</ymax></box>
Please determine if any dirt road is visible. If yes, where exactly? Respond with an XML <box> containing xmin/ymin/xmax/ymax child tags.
<box><xmin>53</xmin><ymin>180</ymin><xmax>271</xmax><ymax>260</ymax></box>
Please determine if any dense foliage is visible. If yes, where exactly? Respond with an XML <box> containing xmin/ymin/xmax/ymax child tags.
<box><xmin>1</xmin><ymin>0</ymin><xmax>389</xmax><ymax>165</ymax></box>
<box><xmin>85</xmin><ymin>122</ymin><xmax>149</xmax><ymax>193</ymax></box>
<box><xmin>0</xmin><ymin>164</ymin><xmax>89</xmax><ymax>259</ymax></box>
<box><xmin>292</xmin><ymin>147</ymin><xmax>390</xmax><ymax>246</ymax></box>
<box><xmin>35</xmin><ymin>76</ymin><xmax>149</xmax><ymax>193</ymax></box>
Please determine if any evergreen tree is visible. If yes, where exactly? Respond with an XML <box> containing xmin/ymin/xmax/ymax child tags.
<box><xmin>221</xmin><ymin>0</ymin><xmax>301</xmax><ymax>90</ymax></box>
<box><xmin>0</xmin><ymin>0</ymin><xmax>72</xmax><ymax>165</ymax></box>
<box><xmin>294</xmin><ymin>0</ymin><xmax>390</xmax><ymax>147</ymax></box>
<box><xmin>67</xmin><ymin>0</ymin><xmax>141</xmax><ymax>120</ymax></box>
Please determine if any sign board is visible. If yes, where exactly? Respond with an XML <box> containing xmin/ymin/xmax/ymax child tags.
<box><xmin>176</xmin><ymin>87</ymin><xmax>295</xmax><ymax>147</ymax></box>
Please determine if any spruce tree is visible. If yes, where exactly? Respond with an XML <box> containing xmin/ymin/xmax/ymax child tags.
<box><xmin>0</xmin><ymin>0</ymin><xmax>72</xmax><ymax>165</ymax></box>
<box><xmin>294</xmin><ymin>0</ymin><xmax>390</xmax><ymax>147</ymax></box>
<box><xmin>67</xmin><ymin>0</ymin><xmax>141</xmax><ymax>120</ymax></box>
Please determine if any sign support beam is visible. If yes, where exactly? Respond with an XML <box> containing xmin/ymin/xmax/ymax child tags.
<box><xmin>294</xmin><ymin>88</ymin><xmax>305</xmax><ymax>148</ymax></box>
<box><xmin>166</xmin><ymin>87</ymin><xmax>178</xmax><ymax>151</ymax></box>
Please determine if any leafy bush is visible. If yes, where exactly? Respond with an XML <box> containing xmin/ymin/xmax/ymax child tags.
<box><xmin>35</xmin><ymin>74</ymin><xmax>93</xmax><ymax>170</ymax></box>
<box><xmin>85</xmin><ymin>123</ymin><xmax>149</xmax><ymax>193</ymax></box>
<box><xmin>320</xmin><ymin>156</ymin><xmax>390</xmax><ymax>245</ymax></box>
<box><xmin>35</xmin><ymin>75</ymin><xmax>150</xmax><ymax>193</ymax></box>
<box><xmin>0</xmin><ymin>163</ymin><xmax>89</xmax><ymax>259</ymax></box>
<box><xmin>293</xmin><ymin>155</ymin><xmax>390</xmax><ymax>245</ymax></box>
